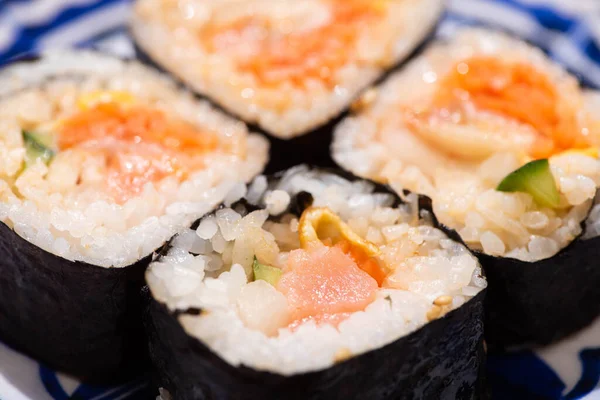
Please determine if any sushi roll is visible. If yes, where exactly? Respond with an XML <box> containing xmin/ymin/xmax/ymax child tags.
<box><xmin>144</xmin><ymin>166</ymin><xmax>488</xmax><ymax>399</ymax></box>
<box><xmin>0</xmin><ymin>51</ymin><xmax>268</xmax><ymax>381</ymax></box>
<box><xmin>332</xmin><ymin>29</ymin><xmax>600</xmax><ymax>348</ymax></box>
<box><xmin>130</xmin><ymin>0</ymin><xmax>444</xmax><ymax>171</ymax></box>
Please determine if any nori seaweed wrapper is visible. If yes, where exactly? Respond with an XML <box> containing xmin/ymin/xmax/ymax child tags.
<box><xmin>145</xmin><ymin>290</ymin><xmax>486</xmax><ymax>400</ymax></box>
<box><xmin>131</xmin><ymin>19</ymin><xmax>440</xmax><ymax>174</ymax></box>
<box><xmin>143</xmin><ymin>167</ymin><xmax>489</xmax><ymax>399</ymax></box>
<box><xmin>426</xmin><ymin>206</ymin><xmax>600</xmax><ymax>350</ymax></box>
<box><xmin>479</xmin><ymin>235</ymin><xmax>600</xmax><ymax>350</ymax></box>
<box><xmin>0</xmin><ymin>221</ymin><xmax>151</xmax><ymax>383</ymax></box>
<box><xmin>481</xmin><ymin>82</ymin><xmax>600</xmax><ymax>350</ymax></box>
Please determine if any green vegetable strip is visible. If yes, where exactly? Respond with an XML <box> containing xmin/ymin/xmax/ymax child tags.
<box><xmin>496</xmin><ymin>159</ymin><xmax>560</xmax><ymax>208</ymax></box>
<box><xmin>22</xmin><ymin>130</ymin><xmax>55</xmax><ymax>168</ymax></box>
<box><xmin>252</xmin><ymin>256</ymin><xmax>283</xmax><ymax>286</ymax></box>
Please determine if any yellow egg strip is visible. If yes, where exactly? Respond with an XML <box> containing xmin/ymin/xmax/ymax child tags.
<box><xmin>555</xmin><ymin>147</ymin><xmax>599</xmax><ymax>159</ymax></box>
<box><xmin>298</xmin><ymin>207</ymin><xmax>380</xmax><ymax>257</ymax></box>
<box><xmin>76</xmin><ymin>90</ymin><xmax>136</xmax><ymax>110</ymax></box>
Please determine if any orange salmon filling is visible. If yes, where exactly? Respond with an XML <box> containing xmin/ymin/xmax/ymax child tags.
<box><xmin>334</xmin><ymin>239</ymin><xmax>387</xmax><ymax>286</ymax></box>
<box><xmin>277</xmin><ymin>247</ymin><xmax>378</xmax><ymax>328</ymax></box>
<box><xmin>202</xmin><ymin>0</ymin><xmax>386</xmax><ymax>88</ymax></box>
<box><xmin>59</xmin><ymin>102</ymin><xmax>219</xmax><ymax>203</ymax></box>
<box><xmin>431</xmin><ymin>56</ymin><xmax>588</xmax><ymax>158</ymax></box>
<box><xmin>298</xmin><ymin>206</ymin><xmax>387</xmax><ymax>286</ymax></box>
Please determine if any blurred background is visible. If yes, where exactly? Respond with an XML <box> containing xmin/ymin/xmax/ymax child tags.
<box><xmin>1</xmin><ymin>0</ymin><xmax>600</xmax><ymax>88</ymax></box>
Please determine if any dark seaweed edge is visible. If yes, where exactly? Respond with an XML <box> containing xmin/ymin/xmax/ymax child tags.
<box><xmin>130</xmin><ymin>12</ymin><xmax>442</xmax><ymax>174</ymax></box>
<box><xmin>0</xmin><ymin>220</ymin><xmax>165</xmax><ymax>383</ymax></box>
<box><xmin>145</xmin><ymin>166</ymin><xmax>489</xmax><ymax>399</ymax></box>
<box><xmin>421</xmin><ymin>201</ymin><xmax>600</xmax><ymax>349</ymax></box>
<box><xmin>145</xmin><ymin>290</ymin><xmax>487</xmax><ymax>400</ymax></box>
<box><xmin>0</xmin><ymin>51</ymin><xmax>42</xmax><ymax>68</ymax></box>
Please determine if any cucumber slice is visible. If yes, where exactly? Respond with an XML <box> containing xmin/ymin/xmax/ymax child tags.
<box><xmin>496</xmin><ymin>159</ymin><xmax>560</xmax><ymax>208</ymax></box>
<box><xmin>22</xmin><ymin>130</ymin><xmax>55</xmax><ymax>168</ymax></box>
<box><xmin>252</xmin><ymin>257</ymin><xmax>282</xmax><ymax>286</ymax></box>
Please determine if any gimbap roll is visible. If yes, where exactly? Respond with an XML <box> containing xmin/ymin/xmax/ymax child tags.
<box><xmin>0</xmin><ymin>51</ymin><xmax>268</xmax><ymax>381</ymax></box>
<box><xmin>144</xmin><ymin>166</ymin><xmax>487</xmax><ymax>399</ymax></box>
<box><xmin>130</xmin><ymin>0</ymin><xmax>443</xmax><ymax>170</ymax></box>
<box><xmin>332</xmin><ymin>28</ymin><xmax>600</xmax><ymax>348</ymax></box>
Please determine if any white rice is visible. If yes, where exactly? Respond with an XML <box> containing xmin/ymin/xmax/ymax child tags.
<box><xmin>332</xmin><ymin>29</ymin><xmax>600</xmax><ymax>261</ymax></box>
<box><xmin>146</xmin><ymin>166</ymin><xmax>486</xmax><ymax>375</ymax></box>
<box><xmin>0</xmin><ymin>50</ymin><xmax>269</xmax><ymax>267</ymax></box>
<box><xmin>130</xmin><ymin>0</ymin><xmax>444</xmax><ymax>138</ymax></box>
